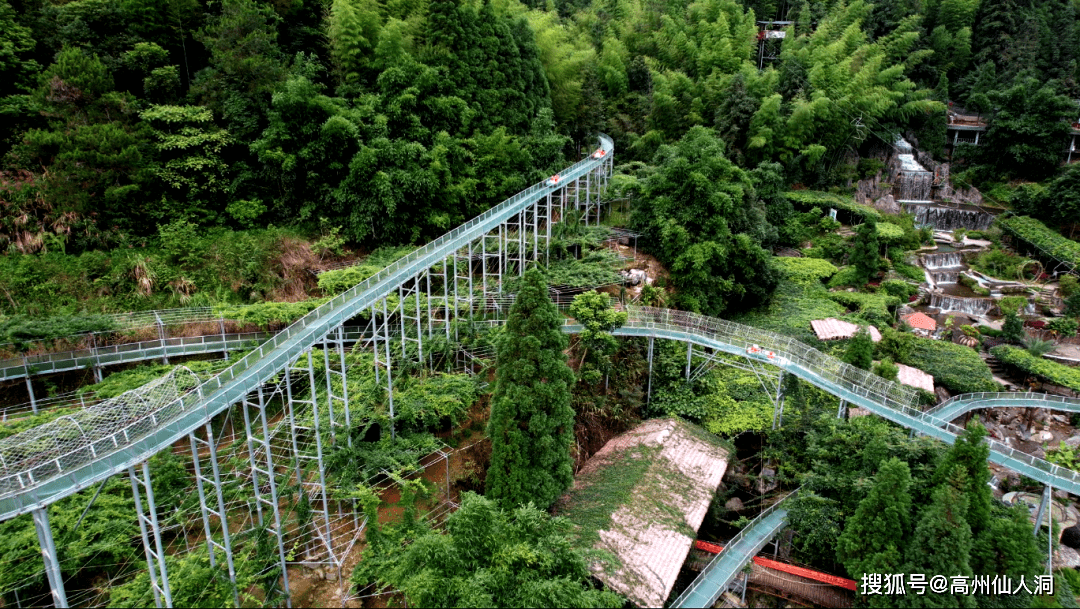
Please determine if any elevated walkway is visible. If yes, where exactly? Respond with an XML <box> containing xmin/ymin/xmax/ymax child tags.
<box><xmin>7</xmin><ymin>303</ymin><xmax>1080</xmax><ymax>521</ymax></box>
<box><xmin>672</xmin><ymin>490</ymin><xmax>799</xmax><ymax>608</ymax></box>
<box><xmin>0</xmin><ymin>136</ymin><xmax>614</xmax><ymax>521</ymax></box>
<box><xmin>928</xmin><ymin>391</ymin><xmax>1080</xmax><ymax>424</ymax></box>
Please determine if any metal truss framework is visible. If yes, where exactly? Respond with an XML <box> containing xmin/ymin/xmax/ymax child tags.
<box><xmin>3</xmin><ymin>133</ymin><xmax>1076</xmax><ymax>608</ymax></box>
<box><xmin>1</xmin><ymin>137</ymin><xmax>614</xmax><ymax>608</ymax></box>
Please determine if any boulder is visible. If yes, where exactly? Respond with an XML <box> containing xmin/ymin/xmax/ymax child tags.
<box><xmin>872</xmin><ymin>194</ymin><xmax>901</xmax><ymax>215</ymax></box>
<box><xmin>725</xmin><ymin>497</ymin><xmax>745</xmax><ymax>512</ymax></box>
<box><xmin>619</xmin><ymin>269</ymin><xmax>648</xmax><ymax>286</ymax></box>
<box><xmin>756</xmin><ymin>467</ymin><xmax>779</xmax><ymax>494</ymax></box>
<box><xmin>1064</xmin><ymin>435</ymin><xmax>1080</xmax><ymax>448</ymax></box>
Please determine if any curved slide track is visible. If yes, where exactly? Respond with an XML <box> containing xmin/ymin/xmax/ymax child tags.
<box><xmin>928</xmin><ymin>391</ymin><xmax>1080</xmax><ymax>425</ymax></box>
<box><xmin>672</xmin><ymin>490</ymin><xmax>800</xmax><ymax>608</ymax></box>
<box><xmin>3</xmin><ymin>133</ymin><xmax>1080</xmax><ymax>607</ymax></box>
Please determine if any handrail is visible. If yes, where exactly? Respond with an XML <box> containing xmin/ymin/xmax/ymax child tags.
<box><xmin>0</xmin><ymin>135</ymin><xmax>614</xmax><ymax>521</ymax></box>
<box><xmin>615</xmin><ymin>306</ymin><xmax>1080</xmax><ymax>495</ymax></box>
<box><xmin>8</xmin><ymin>293</ymin><xmax>1080</xmax><ymax>523</ymax></box>
<box><xmin>928</xmin><ymin>391</ymin><xmax>1080</xmax><ymax>423</ymax></box>
<box><xmin>672</xmin><ymin>488</ymin><xmax>800</xmax><ymax>608</ymax></box>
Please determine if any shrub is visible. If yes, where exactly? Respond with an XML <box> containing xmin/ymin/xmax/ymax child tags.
<box><xmin>873</xmin><ymin>357</ymin><xmax>899</xmax><ymax>381</ymax></box>
<box><xmin>893</xmin><ymin>260</ymin><xmax>927</xmax><ymax>282</ymax></box>
<box><xmin>774</xmin><ymin>257</ymin><xmax>839</xmax><ymax>285</ymax></box>
<box><xmin>1002</xmin><ymin>312</ymin><xmax>1025</xmax><ymax>343</ymax></box>
<box><xmin>992</xmin><ymin>345</ymin><xmax>1080</xmax><ymax>392</ymax></box>
<box><xmin>1048</xmin><ymin>318</ymin><xmax>1079</xmax><ymax>336</ymax></box>
<box><xmin>1</xmin><ymin>314</ymin><xmax>119</xmax><ymax>352</ymax></box>
<box><xmin>827</xmin><ymin>266</ymin><xmax>863</xmax><ymax>288</ymax></box>
<box><xmin>1022</xmin><ymin>337</ymin><xmax>1056</xmax><ymax>358</ymax></box>
<box><xmin>214</xmin><ymin>299</ymin><xmax>325</xmax><ymax>329</ymax></box>
<box><xmin>876</xmin><ymin>222</ymin><xmax>905</xmax><ymax>243</ymax></box>
<box><xmin>318</xmin><ymin>246</ymin><xmax>416</xmax><ymax>295</ymax></box>
<box><xmin>971</xmin><ymin>246</ymin><xmax>1022</xmax><ymax>279</ymax></box>
<box><xmin>1060</xmin><ymin>274</ymin><xmax>1079</xmax><ymax>298</ymax></box>
<box><xmin>843</xmin><ymin>327</ymin><xmax>874</xmax><ymax>370</ymax></box>
<box><xmin>318</xmin><ymin>264</ymin><xmax>383</xmax><ymax>295</ymax></box>
<box><xmin>903</xmin><ymin>337</ymin><xmax>1000</xmax><ymax>394</ymax></box>
<box><xmin>880</xmin><ymin>280</ymin><xmax>918</xmax><ymax>301</ymax></box>
<box><xmin>784</xmin><ymin>191</ymin><xmax>883</xmax><ymax>221</ymax></box>
<box><xmin>998</xmin><ymin>296</ymin><xmax>1029</xmax><ymax>316</ymax></box>
<box><xmin>827</xmin><ymin>292</ymin><xmax>899</xmax><ymax>327</ymax></box>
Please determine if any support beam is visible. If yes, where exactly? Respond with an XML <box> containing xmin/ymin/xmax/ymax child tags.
<box><xmin>189</xmin><ymin>425</ymin><xmax>240</xmax><ymax>606</ymax></box>
<box><xmin>647</xmin><ymin>337</ymin><xmax>655</xmax><ymax>405</ymax></box>
<box><xmin>32</xmin><ymin>507</ymin><xmax>68</xmax><ymax>608</ymax></box>
<box><xmin>772</xmin><ymin>371</ymin><xmax>785</xmax><ymax>431</ymax></box>
<box><xmin>25</xmin><ymin>376</ymin><xmax>36</xmax><ymax>414</ymax></box>
<box><xmin>154</xmin><ymin>312</ymin><xmax>168</xmax><ymax>365</ymax></box>
<box><xmin>1034</xmin><ymin>485</ymin><xmax>1050</xmax><ymax>537</ymax></box>
<box><xmin>130</xmin><ymin>462</ymin><xmax>173</xmax><ymax>608</ymax></box>
<box><xmin>304</xmin><ymin>349</ymin><xmax>338</xmax><ymax>566</ymax></box>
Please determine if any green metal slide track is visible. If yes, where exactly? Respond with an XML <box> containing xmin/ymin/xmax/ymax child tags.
<box><xmin>671</xmin><ymin>489</ymin><xmax>800</xmax><ymax>608</ymax></box>
<box><xmin>928</xmin><ymin>392</ymin><xmax>1080</xmax><ymax>424</ymax></box>
<box><xmin>0</xmin><ymin>136</ymin><xmax>614</xmax><ymax>522</ymax></box>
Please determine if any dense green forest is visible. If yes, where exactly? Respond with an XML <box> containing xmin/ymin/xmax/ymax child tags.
<box><xmin>6</xmin><ymin>0</ymin><xmax>1080</xmax><ymax>606</ymax></box>
<box><xmin>2</xmin><ymin>0</ymin><xmax>1079</xmax><ymax>316</ymax></box>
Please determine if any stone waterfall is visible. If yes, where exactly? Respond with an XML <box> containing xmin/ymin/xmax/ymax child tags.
<box><xmin>893</xmin><ymin>136</ymin><xmax>996</xmax><ymax>231</ymax></box>
<box><xmin>911</xmin><ymin>206</ymin><xmax>995</xmax><ymax>231</ymax></box>
<box><xmin>895</xmin><ymin>138</ymin><xmax>934</xmax><ymax>202</ymax></box>
<box><xmin>922</xmin><ymin>252</ymin><xmax>963</xmax><ymax>270</ymax></box>
<box><xmin>930</xmin><ymin>271</ymin><xmax>959</xmax><ymax>284</ymax></box>
<box><xmin>929</xmin><ymin>292</ymin><xmax>995</xmax><ymax>316</ymax></box>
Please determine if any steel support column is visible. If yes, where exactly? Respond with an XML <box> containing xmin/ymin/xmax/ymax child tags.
<box><xmin>1034</xmin><ymin>484</ymin><xmax>1050</xmax><ymax>537</ymax></box>
<box><xmin>241</xmin><ymin>385</ymin><xmax>293</xmax><ymax>605</ymax></box>
<box><xmin>304</xmin><ymin>349</ymin><xmax>338</xmax><ymax>566</ymax></box>
<box><xmin>772</xmin><ymin>371</ymin><xmax>786</xmax><ymax>431</ymax></box>
<box><xmin>647</xmin><ymin>337</ymin><xmax>655</xmax><ymax>405</ymax></box>
<box><xmin>189</xmin><ymin>424</ymin><xmax>240</xmax><ymax>606</ymax></box>
<box><xmin>220</xmin><ymin>318</ymin><xmax>230</xmax><ymax>361</ymax></box>
<box><xmin>24</xmin><ymin>376</ymin><xmax>36</xmax><ymax>414</ymax></box>
<box><xmin>130</xmin><ymin>461</ymin><xmax>173</xmax><ymax>608</ymax></box>
<box><xmin>154</xmin><ymin>312</ymin><xmax>168</xmax><ymax>365</ymax></box>
<box><xmin>32</xmin><ymin>507</ymin><xmax>68</xmax><ymax>608</ymax></box>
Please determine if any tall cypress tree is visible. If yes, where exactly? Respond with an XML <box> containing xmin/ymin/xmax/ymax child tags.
<box><xmin>836</xmin><ymin>457</ymin><xmax>913</xmax><ymax>582</ymax></box>
<box><xmin>485</xmin><ymin>268</ymin><xmax>576</xmax><ymax>510</ymax></box>
<box><xmin>901</xmin><ymin>466</ymin><xmax>976</xmax><ymax>609</ymax></box>
<box><xmin>932</xmin><ymin>421</ymin><xmax>992</xmax><ymax>537</ymax></box>
<box><xmin>850</xmin><ymin>218</ymin><xmax>881</xmax><ymax>285</ymax></box>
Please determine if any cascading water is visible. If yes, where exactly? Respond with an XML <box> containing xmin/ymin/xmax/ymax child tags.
<box><xmin>922</xmin><ymin>252</ymin><xmax>963</xmax><ymax>269</ymax></box>
<box><xmin>930</xmin><ymin>271</ymin><xmax>959</xmax><ymax>284</ymax></box>
<box><xmin>895</xmin><ymin>137</ymin><xmax>934</xmax><ymax>202</ymax></box>
<box><xmin>899</xmin><ymin>172</ymin><xmax>933</xmax><ymax>202</ymax></box>
<box><xmin>911</xmin><ymin>206</ymin><xmax>995</xmax><ymax>231</ymax></box>
<box><xmin>929</xmin><ymin>292</ymin><xmax>995</xmax><ymax>316</ymax></box>
<box><xmin>894</xmin><ymin>136</ymin><xmax>997</xmax><ymax>230</ymax></box>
